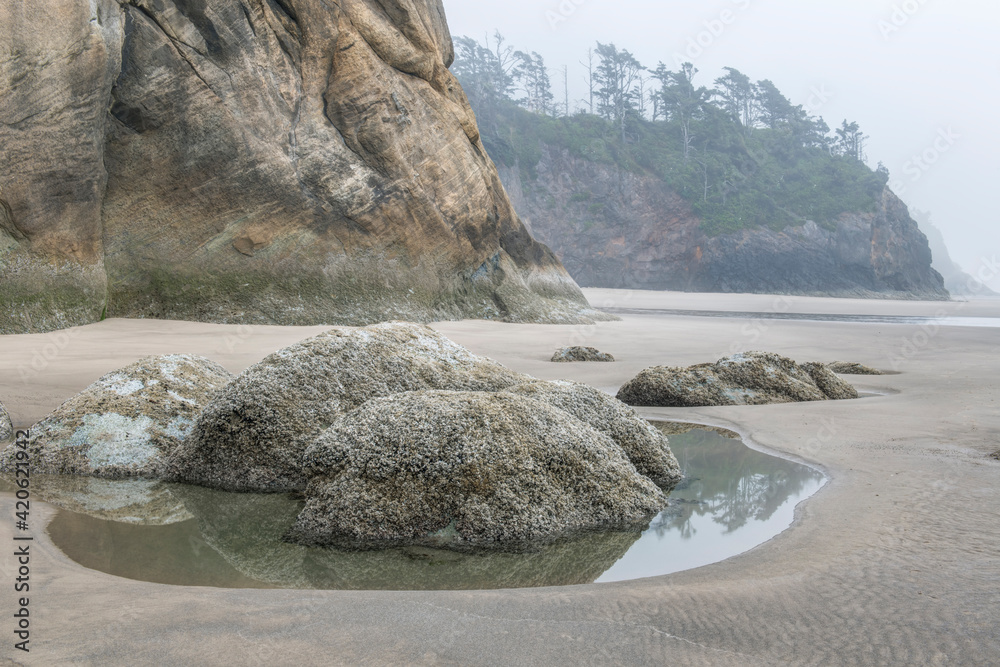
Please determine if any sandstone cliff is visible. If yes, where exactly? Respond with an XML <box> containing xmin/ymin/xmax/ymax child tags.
<box><xmin>0</xmin><ymin>0</ymin><xmax>596</xmax><ymax>334</ymax></box>
<box><xmin>500</xmin><ymin>146</ymin><xmax>948</xmax><ymax>299</ymax></box>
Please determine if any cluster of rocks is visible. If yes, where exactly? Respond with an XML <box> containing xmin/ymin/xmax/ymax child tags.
<box><xmin>551</xmin><ymin>347</ymin><xmax>615</xmax><ymax>363</ymax></box>
<box><xmin>165</xmin><ymin>323</ymin><xmax>530</xmax><ymax>493</ymax></box>
<box><xmin>617</xmin><ymin>351</ymin><xmax>859</xmax><ymax>407</ymax></box>
<box><xmin>1</xmin><ymin>323</ymin><xmax>680</xmax><ymax>551</ymax></box>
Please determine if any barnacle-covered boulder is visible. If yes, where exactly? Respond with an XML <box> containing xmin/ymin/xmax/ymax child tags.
<box><xmin>288</xmin><ymin>391</ymin><xmax>667</xmax><ymax>550</ymax></box>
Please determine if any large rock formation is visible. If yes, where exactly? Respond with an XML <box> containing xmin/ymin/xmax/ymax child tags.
<box><xmin>288</xmin><ymin>390</ymin><xmax>668</xmax><ymax>550</ymax></box>
<box><xmin>0</xmin><ymin>355</ymin><xmax>233</xmax><ymax>477</ymax></box>
<box><xmin>0</xmin><ymin>0</ymin><xmax>597</xmax><ymax>334</ymax></box>
<box><xmin>500</xmin><ymin>147</ymin><xmax>949</xmax><ymax>299</ymax></box>
<box><xmin>167</xmin><ymin>322</ymin><xmax>531</xmax><ymax>492</ymax></box>
<box><xmin>617</xmin><ymin>351</ymin><xmax>859</xmax><ymax>407</ymax></box>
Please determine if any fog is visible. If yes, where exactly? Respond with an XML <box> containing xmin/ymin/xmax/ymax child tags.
<box><xmin>443</xmin><ymin>0</ymin><xmax>1000</xmax><ymax>291</ymax></box>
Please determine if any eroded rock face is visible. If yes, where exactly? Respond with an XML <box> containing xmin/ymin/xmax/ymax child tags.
<box><xmin>501</xmin><ymin>148</ymin><xmax>948</xmax><ymax>299</ymax></box>
<box><xmin>0</xmin><ymin>0</ymin><xmax>596</xmax><ymax>334</ymax></box>
<box><xmin>0</xmin><ymin>0</ymin><xmax>120</xmax><ymax>333</ymax></box>
<box><xmin>167</xmin><ymin>322</ymin><xmax>530</xmax><ymax>492</ymax></box>
<box><xmin>288</xmin><ymin>391</ymin><xmax>667</xmax><ymax>550</ymax></box>
<box><xmin>617</xmin><ymin>351</ymin><xmax>859</xmax><ymax>407</ymax></box>
<box><xmin>826</xmin><ymin>361</ymin><xmax>885</xmax><ymax>376</ymax></box>
<box><xmin>551</xmin><ymin>346</ymin><xmax>615</xmax><ymax>363</ymax></box>
<box><xmin>502</xmin><ymin>380</ymin><xmax>680</xmax><ymax>488</ymax></box>
<box><xmin>0</xmin><ymin>355</ymin><xmax>233</xmax><ymax>478</ymax></box>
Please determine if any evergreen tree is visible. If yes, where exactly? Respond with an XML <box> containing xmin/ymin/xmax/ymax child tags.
<box><xmin>513</xmin><ymin>51</ymin><xmax>554</xmax><ymax>115</ymax></box>
<box><xmin>654</xmin><ymin>62</ymin><xmax>710</xmax><ymax>162</ymax></box>
<box><xmin>755</xmin><ymin>79</ymin><xmax>795</xmax><ymax>129</ymax></box>
<box><xmin>713</xmin><ymin>67</ymin><xmax>759</xmax><ymax>135</ymax></box>
<box><xmin>594</xmin><ymin>42</ymin><xmax>645</xmax><ymax>140</ymax></box>
<box><xmin>834</xmin><ymin>120</ymin><xmax>868</xmax><ymax>161</ymax></box>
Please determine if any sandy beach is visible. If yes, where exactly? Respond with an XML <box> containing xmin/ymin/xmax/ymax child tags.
<box><xmin>1</xmin><ymin>289</ymin><xmax>998</xmax><ymax>665</ymax></box>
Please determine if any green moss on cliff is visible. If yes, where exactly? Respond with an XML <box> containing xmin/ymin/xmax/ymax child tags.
<box><xmin>105</xmin><ymin>253</ymin><xmax>607</xmax><ymax>327</ymax></box>
<box><xmin>0</xmin><ymin>254</ymin><xmax>106</xmax><ymax>334</ymax></box>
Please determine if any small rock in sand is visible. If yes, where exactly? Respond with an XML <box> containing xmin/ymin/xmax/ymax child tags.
<box><xmin>551</xmin><ymin>346</ymin><xmax>615</xmax><ymax>363</ymax></box>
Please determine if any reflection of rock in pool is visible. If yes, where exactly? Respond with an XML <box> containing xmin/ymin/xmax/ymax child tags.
<box><xmin>170</xmin><ymin>483</ymin><xmax>645</xmax><ymax>590</ymax></box>
<box><xmin>302</xmin><ymin>530</ymin><xmax>643</xmax><ymax>590</ymax></box>
<box><xmin>44</xmin><ymin>508</ymin><xmax>268</xmax><ymax>588</ymax></box>
<box><xmin>2</xmin><ymin>474</ymin><xmax>191</xmax><ymax>525</ymax></box>
<box><xmin>167</xmin><ymin>484</ymin><xmax>311</xmax><ymax>588</ymax></box>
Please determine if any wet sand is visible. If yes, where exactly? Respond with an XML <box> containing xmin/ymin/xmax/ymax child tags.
<box><xmin>1</xmin><ymin>289</ymin><xmax>998</xmax><ymax>665</ymax></box>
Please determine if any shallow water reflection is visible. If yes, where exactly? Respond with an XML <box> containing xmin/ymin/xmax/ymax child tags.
<box><xmin>27</xmin><ymin>424</ymin><xmax>825</xmax><ymax>590</ymax></box>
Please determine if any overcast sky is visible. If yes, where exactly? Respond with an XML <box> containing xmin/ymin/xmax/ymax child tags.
<box><xmin>443</xmin><ymin>0</ymin><xmax>1000</xmax><ymax>290</ymax></box>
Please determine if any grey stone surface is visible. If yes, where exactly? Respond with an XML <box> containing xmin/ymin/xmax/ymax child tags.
<box><xmin>0</xmin><ymin>355</ymin><xmax>232</xmax><ymax>478</ymax></box>
<box><xmin>289</xmin><ymin>390</ymin><xmax>667</xmax><ymax>550</ymax></box>
<box><xmin>502</xmin><ymin>380</ymin><xmax>680</xmax><ymax>487</ymax></box>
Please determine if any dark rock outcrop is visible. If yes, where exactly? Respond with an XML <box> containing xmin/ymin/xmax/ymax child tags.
<box><xmin>288</xmin><ymin>390</ymin><xmax>667</xmax><ymax>550</ymax></box>
<box><xmin>0</xmin><ymin>0</ymin><xmax>598</xmax><ymax>334</ymax></box>
<box><xmin>0</xmin><ymin>355</ymin><xmax>233</xmax><ymax>478</ymax></box>
<box><xmin>551</xmin><ymin>346</ymin><xmax>615</xmax><ymax>363</ymax></box>
<box><xmin>617</xmin><ymin>351</ymin><xmax>859</xmax><ymax>407</ymax></box>
<box><xmin>167</xmin><ymin>322</ymin><xmax>531</xmax><ymax>492</ymax></box>
<box><xmin>501</xmin><ymin>147</ymin><xmax>948</xmax><ymax>299</ymax></box>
